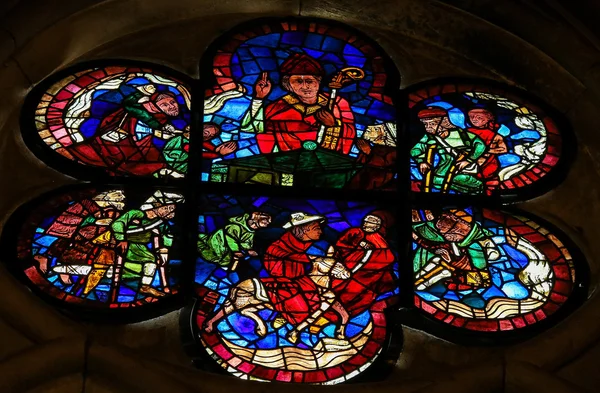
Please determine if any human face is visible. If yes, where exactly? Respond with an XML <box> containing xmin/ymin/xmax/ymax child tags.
<box><xmin>420</xmin><ymin>117</ymin><xmax>446</xmax><ymax>136</ymax></box>
<box><xmin>156</xmin><ymin>96</ymin><xmax>180</xmax><ymax>116</ymax></box>
<box><xmin>436</xmin><ymin>213</ymin><xmax>472</xmax><ymax>242</ymax></box>
<box><xmin>469</xmin><ymin>111</ymin><xmax>493</xmax><ymax>128</ymax></box>
<box><xmin>303</xmin><ymin>221</ymin><xmax>323</xmax><ymax>241</ymax></box>
<box><xmin>362</xmin><ymin>215</ymin><xmax>381</xmax><ymax>233</ymax></box>
<box><xmin>203</xmin><ymin>124</ymin><xmax>219</xmax><ymax>140</ymax></box>
<box><xmin>155</xmin><ymin>204</ymin><xmax>177</xmax><ymax>220</ymax></box>
<box><xmin>250</xmin><ymin>213</ymin><xmax>272</xmax><ymax>229</ymax></box>
<box><xmin>288</xmin><ymin>75</ymin><xmax>320</xmax><ymax>104</ymax></box>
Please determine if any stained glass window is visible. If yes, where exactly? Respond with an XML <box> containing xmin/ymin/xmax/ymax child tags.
<box><xmin>24</xmin><ymin>63</ymin><xmax>192</xmax><ymax>179</ymax></box>
<box><xmin>191</xmin><ymin>194</ymin><xmax>399</xmax><ymax>383</ymax></box>
<box><xmin>3</xmin><ymin>16</ymin><xmax>589</xmax><ymax>386</ymax></box>
<box><xmin>201</xmin><ymin>20</ymin><xmax>399</xmax><ymax>190</ymax></box>
<box><xmin>408</xmin><ymin>81</ymin><xmax>571</xmax><ymax>197</ymax></box>
<box><xmin>4</xmin><ymin>186</ymin><xmax>184</xmax><ymax>315</ymax></box>
<box><xmin>412</xmin><ymin>207</ymin><xmax>585</xmax><ymax>334</ymax></box>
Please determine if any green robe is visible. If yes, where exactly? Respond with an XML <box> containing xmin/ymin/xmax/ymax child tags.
<box><xmin>412</xmin><ymin>220</ymin><xmax>494</xmax><ymax>273</ymax></box>
<box><xmin>197</xmin><ymin>214</ymin><xmax>255</xmax><ymax>267</ymax></box>
<box><xmin>162</xmin><ymin>135</ymin><xmax>188</xmax><ymax>173</ymax></box>
<box><xmin>111</xmin><ymin>209</ymin><xmax>173</xmax><ymax>279</ymax></box>
<box><xmin>411</xmin><ymin>128</ymin><xmax>485</xmax><ymax>194</ymax></box>
<box><xmin>122</xmin><ymin>90</ymin><xmax>164</xmax><ymax>130</ymax></box>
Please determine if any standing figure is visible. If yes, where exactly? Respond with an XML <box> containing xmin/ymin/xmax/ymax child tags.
<box><xmin>467</xmin><ymin>108</ymin><xmax>508</xmax><ymax>190</ymax></box>
<box><xmin>197</xmin><ymin>212</ymin><xmax>272</xmax><ymax>270</ymax></box>
<box><xmin>413</xmin><ymin>210</ymin><xmax>500</xmax><ymax>291</ymax></box>
<box><xmin>241</xmin><ymin>53</ymin><xmax>356</xmax><ymax>154</ymax></box>
<box><xmin>35</xmin><ymin>190</ymin><xmax>126</xmax><ymax>294</ymax></box>
<box><xmin>333</xmin><ymin>212</ymin><xmax>396</xmax><ymax>316</ymax></box>
<box><xmin>111</xmin><ymin>191</ymin><xmax>184</xmax><ymax>298</ymax></box>
<box><xmin>411</xmin><ymin>107</ymin><xmax>486</xmax><ymax>194</ymax></box>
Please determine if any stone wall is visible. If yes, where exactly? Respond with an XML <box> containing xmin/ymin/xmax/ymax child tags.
<box><xmin>0</xmin><ymin>1</ymin><xmax>598</xmax><ymax>392</ymax></box>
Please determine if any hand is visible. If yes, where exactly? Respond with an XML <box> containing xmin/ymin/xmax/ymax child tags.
<box><xmin>435</xmin><ymin>248</ymin><xmax>452</xmax><ymax>263</ymax></box>
<box><xmin>215</xmin><ymin>141</ymin><xmax>237</xmax><ymax>156</ymax></box>
<box><xmin>248</xmin><ymin>250</ymin><xmax>258</xmax><ymax>257</ymax></box>
<box><xmin>359</xmin><ymin>240</ymin><xmax>372</xmax><ymax>250</ymax></box>
<box><xmin>233</xmin><ymin>252</ymin><xmax>244</xmax><ymax>259</ymax></box>
<box><xmin>117</xmin><ymin>241</ymin><xmax>128</xmax><ymax>253</ymax></box>
<box><xmin>356</xmin><ymin>139</ymin><xmax>372</xmax><ymax>155</ymax></box>
<box><xmin>419</xmin><ymin>162</ymin><xmax>430</xmax><ymax>174</ymax></box>
<box><xmin>254</xmin><ymin>72</ymin><xmax>272</xmax><ymax>99</ymax></box>
<box><xmin>163</xmin><ymin>124</ymin><xmax>176</xmax><ymax>134</ymax></box>
<box><xmin>456</xmin><ymin>160</ymin><xmax>472</xmax><ymax>172</ymax></box>
<box><xmin>315</xmin><ymin>109</ymin><xmax>336</xmax><ymax>127</ymax></box>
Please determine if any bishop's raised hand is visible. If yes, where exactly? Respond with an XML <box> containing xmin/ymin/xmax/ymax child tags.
<box><xmin>254</xmin><ymin>72</ymin><xmax>272</xmax><ymax>99</ymax></box>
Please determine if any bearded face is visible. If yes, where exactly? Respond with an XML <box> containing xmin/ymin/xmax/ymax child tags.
<box><xmin>436</xmin><ymin>213</ymin><xmax>472</xmax><ymax>242</ymax></box>
<box><xmin>156</xmin><ymin>96</ymin><xmax>180</xmax><ymax>116</ymax></box>
<box><xmin>203</xmin><ymin>124</ymin><xmax>219</xmax><ymax>140</ymax></box>
<box><xmin>155</xmin><ymin>204</ymin><xmax>177</xmax><ymax>220</ymax></box>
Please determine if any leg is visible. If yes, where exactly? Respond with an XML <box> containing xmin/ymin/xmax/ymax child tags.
<box><xmin>140</xmin><ymin>262</ymin><xmax>165</xmax><ymax>297</ymax></box>
<box><xmin>240</xmin><ymin>306</ymin><xmax>268</xmax><ymax>336</ymax></box>
<box><xmin>331</xmin><ymin>301</ymin><xmax>349</xmax><ymax>339</ymax></box>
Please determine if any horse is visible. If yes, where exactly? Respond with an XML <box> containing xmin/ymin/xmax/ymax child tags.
<box><xmin>204</xmin><ymin>246</ymin><xmax>351</xmax><ymax>343</ymax></box>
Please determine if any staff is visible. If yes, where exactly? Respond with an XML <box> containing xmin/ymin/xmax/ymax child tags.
<box><xmin>316</xmin><ymin>67</ymin><xmax>365</xmax><ymax>150</ymax></box>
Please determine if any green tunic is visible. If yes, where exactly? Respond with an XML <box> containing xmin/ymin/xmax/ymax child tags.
<box><xmin>412</xmin><ymin>220</ymin><xmax>494</xmax><ymax>273</ymax></box>
<box><xmin>197</xmin><ymin>214</ymin><xmax>255</xmax><ymax>267</ymax></box>
<box><xmin>162</xmin><ymin>135</ymin><xmax>188</xmax><ymax>173</ymax></box>
<box><xmin>111</xmin><ymin>209</ymin><xmax>173</xmax><ymax>279</ymax></box>
<box><xmin>122</xmin><ymin>91</ymin><xmax>164</xmax><ymax>130</ymax></box>
<box><xmin>410</xmin><ymin>128</ymin><xmax>485</xmax><ymax>194</ymax></box>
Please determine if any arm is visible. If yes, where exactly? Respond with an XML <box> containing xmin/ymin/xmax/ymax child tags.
<box><xmin>111</xmin><ymin>210</ymin><xmax>144</xmax><ymax>242</ymax></box>
<box><xmin>410</xmin><ymin>135</ymin><xmax>431</xmax><ymax>164</ymax></box>
<box><xmin>489</xmin><ymin>134</ymin><xmax>508</xmax><ymax>154</ymax></box>
<box><xmin>466</xmin><ymin>133</ymin><xmax>486</xmax><ymax>162</ymax></box>
<box><xmin>240</xmin><ymin>99</ymin><xmax>266</xmax><ymax>133</ymax></box>
<box><xmin>333</xmin><ymin>97</ymin><xmax>356</xmax><ymax>155</ymax></box>
<box><xmin>224</xmin><ymin>224</ymin><xmax>253</xmax><ymax>253</ymax></box>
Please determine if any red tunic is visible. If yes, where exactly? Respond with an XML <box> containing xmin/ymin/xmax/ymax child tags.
<box><xmin>261</xmin><ymin>232</ymin><xmax>321</xmax><ymax>325</ymax></box>
<box><xmin>332</xmin><ymin>228</ymin><xmax>396</xmax><ymax>316</ymax></box>
<box><xmin>68</xmin><ymin>108</ymin><xmax>165</xmax><ymax>176</ymax></box>
<box><xmin>467</xmin><ymin>126</ymin><xmax>500</xmax><ymax>180</ymax></box>
<box><xmin>347</xmin><ymin>145</ymin><xmax>396</xmax><ymax>190</ymax></box>
<box><xmin>257</xmin><ymin>94</ymin><xmax>356</xmax><ymax>155</ymax></box>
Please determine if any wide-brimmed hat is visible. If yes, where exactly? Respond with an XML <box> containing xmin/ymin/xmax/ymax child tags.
<box><xmin>283</xmin><ymin>212</ymin><xmax>325</xmax><ymax>229</ymax></box>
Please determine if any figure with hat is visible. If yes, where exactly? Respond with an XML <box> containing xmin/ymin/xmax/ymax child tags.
<box><xmin>34</xmin><ymin>190</ymin><xmax>126</xmax><ymax>294</ymax></box>
<box><xmin>332</xmin><ymin>211</ymin><xmax>397</xmax><ymax>316</ymax></box>
<box><xmin>411</xmin><ymin>107</ymin><xmax>486</xmax><ymax>194</ymax></box>
<box><xmin>197</xmin><ymin>211</ymin><xmax>272</xmax><ymax>270</ymax></box>
<box><xmin>240</xmin><ymin>53</ymin><xmax>356</xmax><ymax>155</ymax></box>
<box><xmin>412</xmin><ymin>209</ymin><xmax>500</xmax><ymax>291</ymax></box>
<box><xmin>110</xmin><ymin>191</ymin><xmax>184</xmax><ymax>298</ymax></box>
<box><xmin>260</xmin><ymin>212</ymin><xmax>350</xmax><ymax>341</ymax></box>
<box><xmin>68</xmin><ymin>77</ymin><xmax>190</xmax><ymax>177</ymax></box>
<box><xmin>466</xmin><ymin>108</ymin><xmax>508</xmax><ymax>191</ymax></box>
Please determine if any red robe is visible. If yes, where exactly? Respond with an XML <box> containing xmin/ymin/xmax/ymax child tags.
<box><xmin>257</xmin><ymin>94</ymin><xmax>356</xmax><ymax>155</ymax></box>
<box><xmin>69</xmin><ymin>108</ymin><xmax>165</xmax><ymax>176</ymax></box>
<box><xmin>261</xmin><ymin>232</ymin><xmax>321</xmax><ymax>325</ymax></box>
<box><xmin>467</xmin><ymin>125</ymin><xmax>501</xmax><ymax>180</ymax></box>
<box><xmin>332</xmin><ymin>228</ymin><xmax>396</xmax><ymax>316</ymax></box>
<box><xmin>347</xmin><ymin>145</ymin><xmax>396</xmax><ymax>190</ymax></box>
